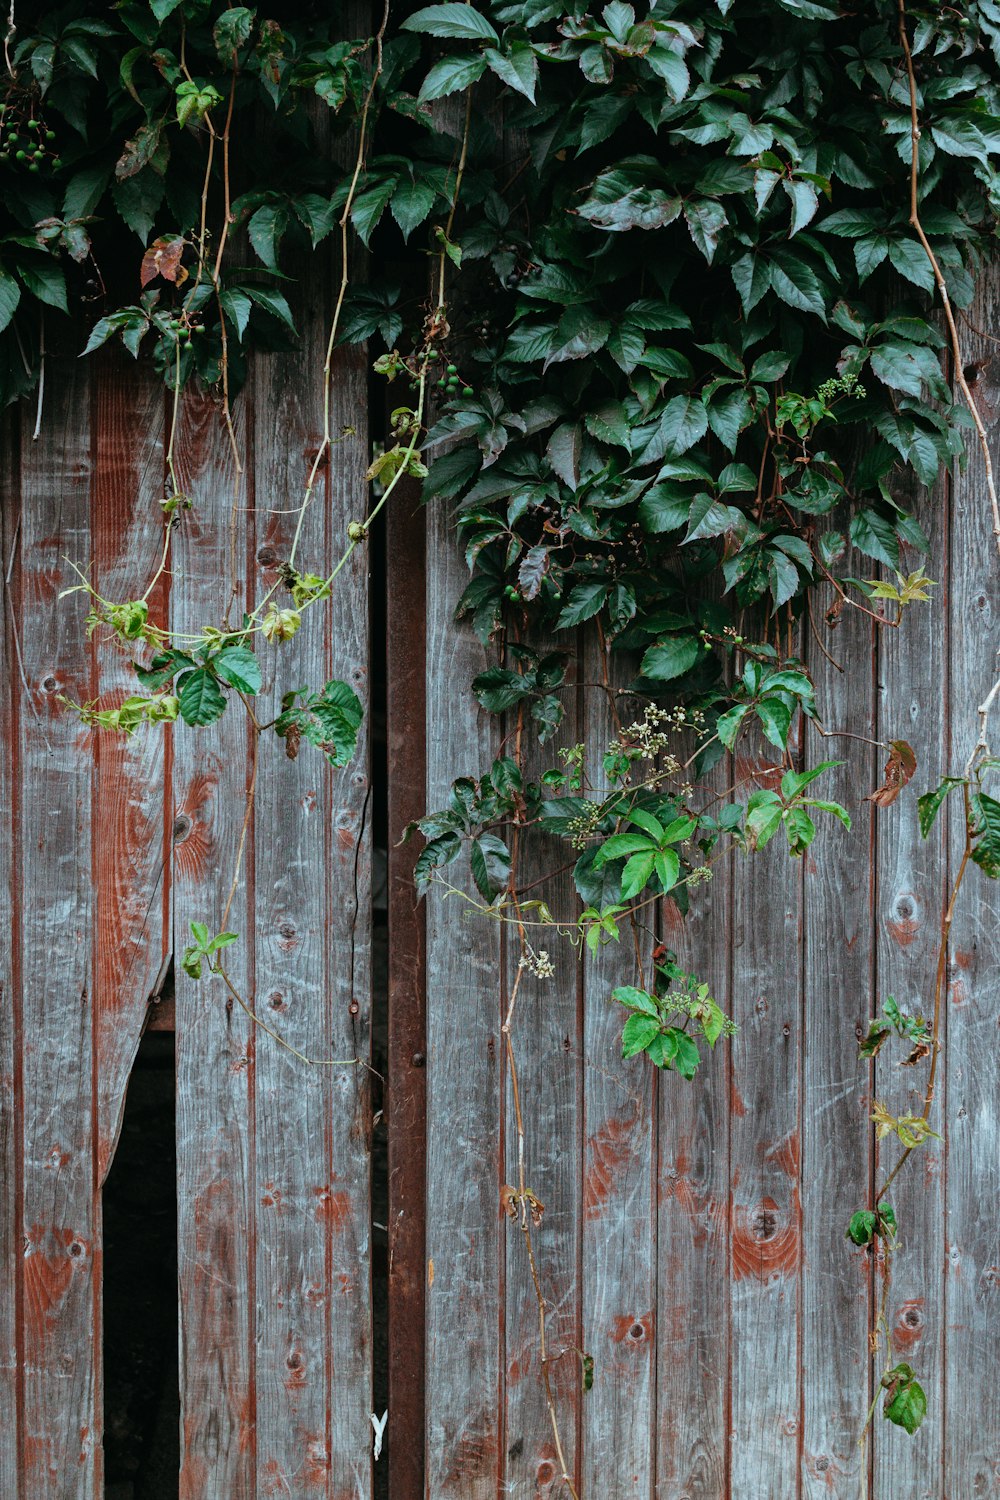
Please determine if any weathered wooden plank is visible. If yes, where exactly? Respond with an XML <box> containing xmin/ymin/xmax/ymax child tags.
<box><xmin>0</xmin><ymin>409</ymin><xmax>21</xmax><ymax>1500</ymax></box>
<box><xmin>800</xmin><ymin>593</ymin><xmax>875</xmax><ymax>1496</ymax></box>
<box><xmin>873</xmin><ymin>470</ymin><xmax>949</xmax><ymax>1500</ymax></box>
<box><xmin>172</xmin><ymin>387</ymin><xmax>256</xmax><ymax>1499</ymax></box>
<box><xmin>657</xmin><ymin>762</ymin><xmax>731</xmax><ymax>1499</ymax></box>
<box><xmin>17</xmin><ymin>351</ymin><xmax>98</xmax><ymax>1495</ymax></box>
<box><xmin>90</xmin><ymin>351</ymin><xmax>170</xmax><ymax>1182</ymax></box>
<box><xmin>943</xmin><ymin>293</ymin><xmax>1000</xmax><ymax>1494</ymax></box>
<box><xmin>386</xmin><ymin>478</ymin><xmax>428</xmax><ymax>1500</ymax></box>
<box><xmin>580</xmin><ymin>661</ymin><xmax>656</xmax><ymax>1499</ymax></box>
<box><xmin>423</xmin><ymin>499</ymin><xmax>502</xmax><ymax>1500</ymax></box>
<box><xmin>503</xmin><ymin>643</ymin><xmax>581</xmax><ymax>1499</ymax></box>
<box><xmin>729</xmin><ymin>731</ymin><xmax>803</xmax><ymax>1497</ymax></box>
<box><xmin>250</xmin><ymin>316</ymin><xmax>374</xmax><ymax>1494</ymax></box>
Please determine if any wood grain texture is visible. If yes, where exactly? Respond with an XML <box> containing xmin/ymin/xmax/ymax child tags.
<box><xmin>249</xmin><ymin>302</ymin><xmax>373</xmax><ymax>1499</ymax></box>
<box><xmin>0</xmin><ymin>409</ymin><xmax>20</xmax><ymax>1500</ymax></box>
<box><xmin>729</xmin><ymin>732</ymin><xmax>803</xmax><ymax>1498</ymax></box>
<box><xmin>657</xmin><ymin>763</ymin><xmax>731</xmax><ymax>1499</ymax></box>
<box><xmin>385</xmin><ymin>479</ymin><xmax>428</xmax><ymax>1500</ymax></box>
<box><xmin>503</xmin><ymin>640</ymin><xmax>581</xmax><ymax>1499</ymax></box>
<box><xmin>423</xmin><ymin>494</ymin><xmax>502</xmax><ymax>1500</ymax></box>
<box><xmin>943</xmin><ymin>284</ymin><xmax>1000</xmax><ymax>1496</ymax></box>
<box><xmin>800</xmin><ymin>590</ymin><xmax>875</xmax><ymax>1497</ymax></box>
<box><xmin>90</xmin><ymin>350</ymin><xmax>171</xmax><ymax>1184</ymax></box>
<box><xmin>873</xmin><ymin>468</ymin><xmax>949</xmax><ymax>1500</ymax></box>
<box><xmin>172</xmin><ymin>387</ymin><xmax>256</xmax><ymax>1500</ymax></box>
<box><xmin>17</xmin><ymin>352</ymin><xmax>99</xmax><ymax>1497</ymax></box>
<box><xmin>580</xmin><ymin>650</ymin><xmax>656</xmax><ymax>1500</ymax></box>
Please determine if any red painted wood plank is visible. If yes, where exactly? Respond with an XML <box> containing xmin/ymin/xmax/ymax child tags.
<box><xmin>172</xmin><ymin>387</ymin><xmax>256</xmax><ymax>1500</ymax></box>
<box><xmin>386</xmin><ymin>479</ymin><xmax>427</xmax><ymax>1500</ymax></box>
<box><xmin>17</xmin><ymin>351</ymin><xmax>99</xmax><ymax>1497</ymax></box>
<box><xmin>90</xmin><ymin>350</ymin><xmax>171</xmax><ymax>1183</ymax></box>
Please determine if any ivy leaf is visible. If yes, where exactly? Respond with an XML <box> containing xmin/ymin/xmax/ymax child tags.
<box><xmin>971</xmin><ymin>791</ymin><xmax>1000</xmax><ymax>878</ymax></box>
<box><xmin>213</xmin><ymin>646</ymin><xmax>262</xmax><ymax>695</ymax></box>
<box><xmin>640</xmin><ymin>394</ymin><xmax>708</xmax><ymax>460</ymax></box>
<box><xmin>640</xmin><ymin>634</ymin><xmax>702</xmax><ymax>680</ymax></box>
<box><xmin>17</xmin><ymin>258</ymin><xmax>68</xmax><ymax>313</ymax></box>
<box><xmin>846</xmin><ymin>1209</ymin><xmax>878</xmax><ymax>1246</ymax></box>
<box><xmin>556</xmin><ymin>581</ymin><xmax>608</xmax><ymax>628</ymax></box>
<box><xmin>418</xmin><ymin>53</ymin><xmax>487</xmax><ymax>102</ymax></box>
<box><xmin>544</xmin><ymin>307</ymin><xmax>611</xmax><ymax>368</ymax></box>
<box><xmin>484</xmin><ymin>42</ymin><xmax>538</xmax><ymax>101</ymax></box>
<box><xmin>883</xmin><ymin>1366</ymin><xmax>927</xmax><ymax>1436</ymax></box>
<box><xmin>850</xmin><ymin>508</ymin><xmax>900</xmax><ymax>569</ymax></box>
<box><xmin>768</xmin><ymin>248</ymin><xmax>828</xmax><ymax>321</ymax></box>
<box><xmin>917</xmin><ymin>776</ymin><xmax>964</xmax><ymax>837</ymax></box>
<box><xmin>214</xmin><ymin>7</ymin><xmax>255</xmax><ymax>60</ymax></box>
<box><xmin>470</xmin><ymin>832</ymin><xmax>511</xmax><ymax>899</ymax></box>
<box><xmin>177</xmin><ymin>668</ymin><xmax>227</xmax><ymax>727</ymax></box>
<box><xmin>403</xmin><ymin>3</ymin><xmax>500</xmax><ymax>42</ymax></box>
<box><xmin>0</xmin><ymin>269</ymin><xmax>21</xmax><ymax>333</ymax></box>
<box><xmin>390</xmin><ymin>180</ymin><xmax>437</xmax><ymax>240</ymax></box>
<box><xmin>622</xmin><ymin>1012</ymin><xmax>661</xmax><ymax>1058</ymax></box>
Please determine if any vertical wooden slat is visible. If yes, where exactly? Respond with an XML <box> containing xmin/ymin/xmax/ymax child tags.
<box><xmin>91</xmin><ymin>351</ymin><xmax>171</xmax><ymax>1182</ymax></box>
<box><xmin>943</xmin><ymin>294</ymin><xmax>1000</xmax><ymax>1493</ymax></box>
<box><xmin>250</xmin><ymin>304</ymin><xmax>373</xmax><ymax>1495</ymax></box>
<box><xmin>0</xmin><ymin>409</ymin><xmax>21</xmax><ymax>1500</ymax></box>
<box><xmin>800</xmin><ymin>597</ymin><xmax>875</xmax><ymax>1496</ymax></box>
<box><xmin>423</xmin><ymin>505</ymin><xmax>502</xmax><ymax>1500</ymax></box>
<box><xmin>172</xmin><ymin>389</ymin><xmax>256</xmax><ymax>1499</ymax></box>
<box><xmin>873</xmin><ymin>470</ymin><xmax>949</xmax><ymax>1499</ymax></box>
<box><xmin>656</xmin><ymin>768</ymin><xmax>731</xmax><ymax>1498</ymax></box>
<box><xmin>386</xmin><ymin>479</ymin><xmax>427</xmax><ymax>1500</ymax></box>
<box><xmin>580</xmin><ymin>658</ymin><xmax>655</xmax><ymax>1498</ymax></box>
<box><xmin>503</xmin><ymin>646</ymin><xmax>582</xmax><ymax>1497</ymax></box>
<box><xmin>17</xmin><ymin>354</ymin><xmax>98</xmax><ymax>1495</ymax></box>
<box><xmin>729</xmin><ymin>735</ymin><xmax>803</xmax><ymax>1496</ymax></box>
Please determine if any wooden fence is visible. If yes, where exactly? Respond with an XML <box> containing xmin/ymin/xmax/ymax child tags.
<box><xmin>0</xmin><ymin>273</ymin><xmax>997</xmax><ymax>1499</ymax></box>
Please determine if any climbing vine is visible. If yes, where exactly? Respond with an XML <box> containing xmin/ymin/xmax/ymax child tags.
<box><xmin>5</xmin><ymin>0</ymin><xmax>1000</xmax><ymax>1482</ymax></box>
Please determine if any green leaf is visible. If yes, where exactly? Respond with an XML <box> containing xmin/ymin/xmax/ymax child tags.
<box><xmin>390</xmin><ymin>180</ymin><xmax>437</xmax><ymax>240</ymax></box>
<box><xmin>755</xmin><ymin>698</ymin><xmax>792</xmax><ymax>748</ymax></box>
<box><xmin>403</xmin><ymin>3</ymin><xmax>500</xmax><ymax>42</ymax></box>
<box><xmin>470</xmin><ymin>832</ymin><xmax>511</xmax><ymax>899</ymax></box>
<box><xmin>484</xmin><ymin>42</ymin><xmax>538</xmax><ymax>101</ymax></box>
<box><xmin>621</xmin><ymin>850</ymin><xmax>656</xmax><ymax>898</ymax></box>
<box><xmin>768</xmin><ymin>249</ymin><xmax>828</xmax><ymax>321</ymax></box>
<box><xmin>883</xmin><ymin>1368</ymin><xmax>927</xmax><ymax>1436</ymax></box>
<box><xmin>971</xmin><ymin>791</ymin><xmax>1000</xmax><ymax>878</ymax></box>
<box><xmin>640</xmin><ymin>635</ymin><xmax>702</xmax><ymax>681</ymax></box>
<box><xmin>16</xmin><ymin>258</ymin><xmax>68</xmax><ymax>314</ymax></box>
<box><xmin>418</xmin><ymin>53</ymin><xmax>488</xmax><ymax>102</ymax></box>
<box><xmin>472</xmin><ymin>667</ymin><xmax>530</xmax><ymax>712</ymax></box>
<box><xmin>642</xmin><ymin>394</ymin><xmax>709</xmax><ymax>460</ymax></box>
<box><xmin>555</xmin><ymin>581</ymin><xmax>608</xmax><ymax>628</ymax></box>
<box><xmin>213</xmin><ymin>646</ymin><xmax>262</xmax><ymax>695</ymax></box>
<box><xmin>613</xmin><ymin>985</ymin><xmax>659</xmax><ymax>1017</ymax></box>
<box><xmin>0</xmin><ymin>269</ymin><xmax>21</xmax><ymax>333</ymax></box>
<box><xmin>653</xmin><ymin>848</ymin><xmax>680</xmax><ymax>891</ymax></box>
<box><xmin>596</xmin><ymin>832</ymin><xmax>656</xmax><ymax>863</ymax></box>
<box><xmin>622</xmin><ymin>1012</ymin><xmax>661</xmax><ymax>1059</ymax></box>
<box><xmin>850</xmin><ymin>508</ymin><xmax>900</xmax><ymax>569</ymax></box>
<box><xmin>917</xmin><ymin>777</ymin><xmax>964</xmax><ymax>837</ymax></box>
<box><xmin>846</xmin><ymin>1209</ymin><xmax>877</xmax><ymax>1246</ymax></box>
<box><xmin>178</xmin><ymin>668</ymin><xmax>227</xmax><ymax>727</ymax></box>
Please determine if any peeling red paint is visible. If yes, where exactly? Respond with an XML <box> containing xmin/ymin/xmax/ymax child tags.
<box><xmin>731</xmin><ymin>1196</ymin><xmax>799</xmax><ymax>1281</ymax></box>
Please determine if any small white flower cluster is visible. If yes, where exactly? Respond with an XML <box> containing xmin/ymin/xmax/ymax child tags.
<box><xmin>609</xmin><ymin>702</ymin><xmax>707</xmax><ymax>763</ymax></box>
<box><xmin>519</xmin><ymin>945</ymin><xmax>556</xmax><ymax>979</ymax></box>
<box><xmin>566</xmin><ymin>804</ymin><xmax>603</xmax><ymax>850</ymax></box>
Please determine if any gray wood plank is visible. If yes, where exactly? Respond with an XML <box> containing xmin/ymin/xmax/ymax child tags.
<box><xmin>800</xmin><ymin>591</ymin><xmax>876</xmax><ymax>1496</ymax></box>
<box><xmin>503</xmin><ymin>640</ymin><xmax>582</xmax><ymax>1498</ymax></box>
<box><xmin>172</xmin><ymin>388</ymin><xmax>256</xmax><ymax>1500</ymax></box>
<box><xmin>943</xmin><ymin>283</ymin><xmax>1000</xmax><ymax>1495</ymax></box>
<box><xmin>17</xmin><ymin>352</ymin><xmax>98</xmax><ymax>1496</ymax></box>
<box><xmin>423</xmin><ymin>498</ymin><xmax>502</xmax><ymax>1500</ymax></box>
<box><xmin>0</xmin><ymin>409</ymin><xmax>20</xmax><ymax>1499</ymax></box>
<box><xmin>729</xmin><ymin>731</ymin><xmax>804</xmax><ymax>1498</ymax></box>
<box><xmin>580</xmin><ymin>653</ymin><xmax>656</xmax><ymax>1499</ymax></box>
<box><xmin>656</xmin><ymin>763</ymin><xmax>731</xmax><ymax>1499</ymax></box>
<box><xmin>249</xmin><ymin>306</ymin><xmax>374</xmax><ymax>1499</ymax></box>
<box><xmin>873</xmin><ymin>469</ymin><xmax>949</xmax><ymax>1500</ymax></box>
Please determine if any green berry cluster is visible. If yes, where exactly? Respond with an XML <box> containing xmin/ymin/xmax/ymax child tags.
<box><xmin>0</xmin><ymin>96</ymin><xmax>60</xmax><ymax>174</ymax></box>
<box><xmin>428</xmin><ymin>351</ymin><xmax>473</xmax><ymax>399</ymax></box>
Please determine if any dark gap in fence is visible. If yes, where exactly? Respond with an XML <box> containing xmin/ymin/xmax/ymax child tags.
<box><xmin>102</xmin><ymin>1024</ymin><xmax>179</xmax><ymax>1500</ymax></box>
